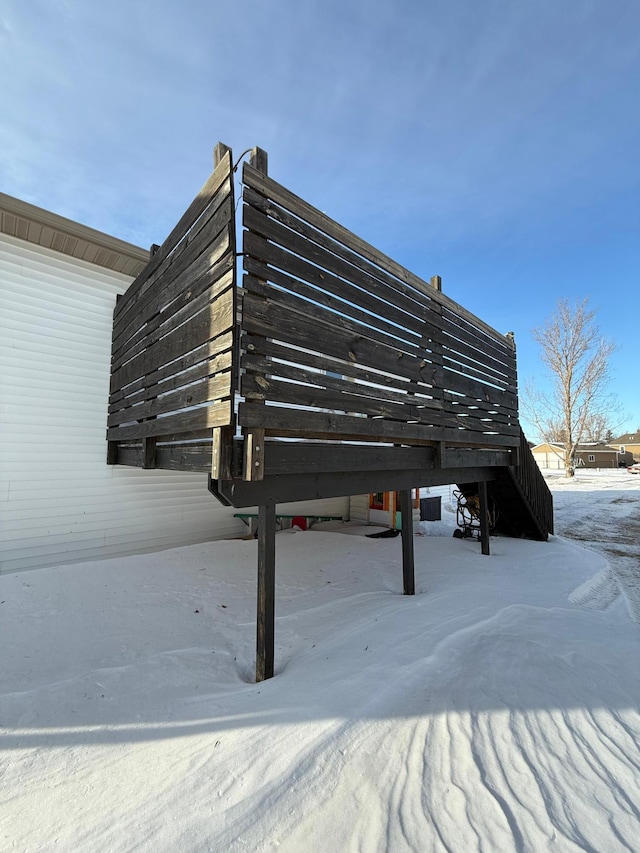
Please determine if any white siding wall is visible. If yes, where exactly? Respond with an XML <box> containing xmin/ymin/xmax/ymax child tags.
<box><xmin>349</xmin><ymin>494</ymin><xmax>369</xmax><ymax>524</ymax></box>
<box><xmin>532</xmin><ymin>452</ymin><xmax>563</xmax><ymax>470</ymax></box>
<box><xmin>0</xmin><ymin>234</ymin><xmax>347</xmax><ymax>573</ymax></box>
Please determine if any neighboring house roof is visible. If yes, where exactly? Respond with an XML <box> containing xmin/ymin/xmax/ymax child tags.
<box><xmin>532</xmin><ymin>442</ymin><xmax>624</xmax><ymax>454</ymax></box>
<box><xmin>0</xmin><ymin>192</ymin><xmax>148</xmax><ymax>277</ymax></box>
<box><xmin>609</xmin><ymin>432</ymin><xmax>640</xmax><ymax>445</ymax></box>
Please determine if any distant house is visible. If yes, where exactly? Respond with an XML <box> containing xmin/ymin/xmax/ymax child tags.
<box><xmin>531</xmin><ymin>442</ymin><xmax>633</xmax><ymax>470</ymax></box>
<box><xmin>608</xmin><ymin>432</ymin><xmax>640</xmax><ymax>462</ymax></box>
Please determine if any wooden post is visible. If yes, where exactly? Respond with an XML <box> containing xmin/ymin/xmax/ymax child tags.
<box><xmin>478</xmin><ymin>481</ymin><xmax>491</xmax><ymax>556</ymax></box>
<box><xmin>214</xmin><ymin>141</ymin><xmax>231</xmax><ymax>168</ymax></box>
<box><xmin>399</xmin><ymin>489</ymin><xmax>415</xmax><ymax>595</ymax></box>
<box><xmin>106</xmin><ymin>441</ymin><xmax>118</xmax><ymax>465</ymax></box>
<box><xmin>210</xmin><ymin>142</ymin><xmax>234</xmax><ymax>481</ymax></box>
<box><xmin>243</xmin><ymin>146</ymin><xmax>269</xmax><ymax>481</ymax></box>
<box><xmin>256</xmin><ymin>502</ymin><xmax>276</xmax><ymax>681</ymax></box>
<box><xmin>142</xmin><ymin>436</ymin><xmax>157</xmax><ymax>469</ymax></box>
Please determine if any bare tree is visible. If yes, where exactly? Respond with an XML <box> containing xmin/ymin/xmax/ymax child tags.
<box><xmin>523</xmin><ymin>298</ymin><xmax>617</xmax><ymax>477</ymax></box>
<box><xmin>581</xmin><ymin>411</ymin><xmax>625</xmax><ymax>444</ymax></box>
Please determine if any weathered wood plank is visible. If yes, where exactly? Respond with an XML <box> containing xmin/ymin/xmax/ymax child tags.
<box><xmin>243</xmin><ymin>162</ymin><xmax>512</xmax><ymax>347</ymax></box>
<box><xmin>443</xmin><ymin>351</ymin><xmax>517</xmax><ymax>393</ymax></box>
<box><xmin>241</xmin><ymin>353</ymin><xmax>444</xmax><ymax>413</ymax></box>
<box><xmin>244</xmin><ymin>184</ymin><xmax>441</xmax><ymax>330</ymax></box>
<box><xmin>441</xmin><ymin>367</ymin><xmax>518</xmax><ymax>411</ymax></box>
<box><xmin>241</xmin><ymin>374</ymin><xmax>459</xmax><ymax>428</ymax></box>
<box><xmin>116</xmin><ymin>442</ymin><xmax>214</xmax><ymax>472</ymax></box>
<box><xmin>263</xmin><ymin>442</ymin><xmax>436</xmax><ymax>474</ymax></box>
<box><xmin>245</xmin><ymin>186</ymin><xmax>516</xmax><ymax>377</ymax></box>
<box><xmin>215</xmin><ymin>466</ymin><xmax>503</xmax><ymax>508</ymax></box>
<box><xmin>241</xmin><ymin>335</ymin><xmax>444</xmax><ymax>400</ymax></box>
<box><xmin>439</xmin><ymin>311</ymin><xmax>515</xmax><ymax>371</ymax></box>
<box><xmin>241</xmin><ymin>292</ymin><xmax>441</xmax><ymax>388</ymax></box>
<box><xmin>111</xmin><ymin>334</ymin><xmax>233</xmax><ymax>411</ymax></box>
<box><xmin>243</xmin><ymin>231</ymin><xmax>426</xmax><ymax>336</ymax></box>
<box><xmin>110</xmin><ymin>287</ymin><xmax>234</xmax><ymax>392</ymax></box>
<box><xmin>243</xmin><ymin>204</ymin><xmax>437</xmax><ymax>328</ymax></box>
<box><xmin>113</xmin><ymin>183</ymin><xmax>233</xmax><ymax>344</ymax></box>
<box><xmin>109</xmin><ymin>349</ymin><xmax>233</xmax><ymax>413</ymax></box>
<box><xmin>441</xmin><ymin>329</ymin><xmax>517</xmax><ymax>383</ymax></box>
<box><xmin>113</xmin><ymin>185</ymin><xmax>233</xmax><ymax>350</ymax></box>
<box><xmin>399</xmin><ymin>489</ymin><xmax>416</xmax><ymax>595</ymax></box>
<box><xmin>114</xmin><ymin>152</ymin><xmax>233</xmax><ymax>323</ymax></box>
<box><xmin>256</xmin><ymin>502</ymin><xmax>276</xmax><ymax>682</ymax></box>
<box><xmin>108</xmin><ymin>370</ymin><xmax>232</xmax><ymax>427</ymax></box>
<box><xmin>112</xmin><ymin>230</ymin><xmax>234</xmax><ymax>362</ymax></box>
<box><xmin>242</xmin><ymin>232</ymin><xmax>515</xmax><ymax>385</ymax></box>
<box><xmin>238</xmin><ymin>403</ymin><xmax>520</xmax><ymax>448</ymax></box>
<box><xmin>242</xmin><ymin>275</ymin><xmax>422</xmax><ymax>359</ymax></box>
<box><xmin>243</xmin><ymin>427</ymin><xmax>265</xmax><ymax>481</ymax></box>
<box><xmin>242</xmin><ymin>261</ymin><xmax>421</xmax><ymax>349</ymax></box>
<box><xmin>112</xmin><ymin>234</ymin><xmax>233</xmax><ymax>367</ymax></box>
<box><xmin>107</xmin><ymin>399</ymin><xmax>232</xmax><ymax>442</ymax></box>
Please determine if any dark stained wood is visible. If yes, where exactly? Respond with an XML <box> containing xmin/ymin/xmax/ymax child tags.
<box><xmin>111</xmin><ymin>330</ymin><xmax>233</xmax><ymax>404</ymax></box>
<box><xmin>142</xmin><ymin>436</ymin><xmax>157</xmax><ymax>470</ymax></box>
<box><xmin>112</xmin><ymin>234</ymin><xmax>233</xmax><ymax>369</ymax></box>
<box><xmin>399</xmin><ymin>489</ymin><xmax>416</xmax><ymax>595</ymax></box>
<box><xmin>109</xmin><ymin>370</ymin><xmax>232</xmax><ymax>427</ymax></box>
<box><xmin>211</xmin><ymin>425</ymin><xmax>234</xmax><ymax>480</ymax></box>
<box><xmin>478</xmin><ymin>480</ymin><xmax>491</xmax><ymax>556</ymax></box>
<box><xmin>111</xmin><ymin>286</ymin><xmax>234</xmax><ymax>392</ymax></box>
<box><xmin>109</xmin><ymin>349</ymin><xmax>233</xmax><ymax>412</ymax></box>
<box><xmin>242</xmin><ymin>231</ymin><xmax>426</xmax><ymax>337</ymax></box>
<box><xmin>241</xmin><ymin>335</ymin><xmax>430</xmax><ymax>396</ymax></box>
<box><xmin>244</xmin><ymin>428</ymin><xmax>265</xmax><ymax>481</ymax></box>
<box><xmin>117</xmin><ymin>442</ymin><xmax>214</xmax><ymax>472</ymax></box>
<box><xmin>112</xmin><ymin>235</ymin><xmax>234</xmax><ymax>363</ymax></box>
<box><xmin>256</xmin><ymin>503</ymin><xmax>276</xmax><ymax>682</ymax></box>
<box><xmin>243</xmin><ymin>163</ymin><xmax>511</xmax><ymax>347</ymax></box>
<box><xmin>241</xmin><ymin>373</ymin><xmax>463</xmax><ymax>429</ymax></box>
<box><xmin>113</xmin><ymin>189</ymin><xmax>233</xmax><ymax>353</ymax></box>
<box><xmin>241</xmin><ymin>292</ymin><xmax>441</xmax><ymax>387</ymax></box>
<box><xmin>106</xmin><ymin>440</ymin><xmax>118</xmax><ymax>465</ymax></box>
<box><xmin>238</xmin><ymin>402</ymin><xmax>520</xmax><ymax>448</ymax></box>
<box><xmin>264</xmin><ymin>442</ymin><xmax>437</xmax><ymax>475</ymax></box>
<box><xmin>107</xmin><ymin>399</ymin><xmax>232</xmax><ymax>442</ymax></box>
<box><xmin>241</xmin><ymin>353</ymin><xmax>444</xmax><ymax>413</ymax></box>
<box><xmin>241</xmin><ymin>272</ymin><xmax>422</xmax><ymax>358</ymax></box>
<box><xmin>242</xmin><ymin>265</ymin><xmax>421</xmax><ymax>350</ymax></box>
<box><xmin>114</xmin><ymin>151</ymin><xmax>234</xmax><ymax>323</ymax></box>
<box><xmin>441</xmin><ymin>368</ymin><xmax>517</xmax><ymax>411</ymax></box>
<box><xmin>243</xmin><ymin>205</ymin><xmax>434</xmax><ymax>329</ymax></box>
<box><xmin>215</xmin><ymin>466</ymin><xmax>502</xmax><ymax>508</ymax></box>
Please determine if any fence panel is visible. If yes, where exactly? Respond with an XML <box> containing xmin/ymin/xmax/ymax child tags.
<box><xmin>239</xmin><ymin>162</ymin><xmax>518</xmax><ymax>449</ymax></box>
<box><xmin>107</xmin><ymin>150</ymin><xmax>236</xmax><ymax>459</ymax></box>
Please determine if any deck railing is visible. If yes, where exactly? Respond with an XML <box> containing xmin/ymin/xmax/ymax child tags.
<box><xmin>237</xmin><ymin>156</ymin><xmax>519</xmax><ymax>479</ymax></box>
<box><xmin>512</xmin><ymin>427</ymin><xmax>555</xmax><ymax>537</ymax></box>
<box><xmin>107</xmin><ymin>144</ymin><xmax>521</xmax><ymax>475</ymax></box>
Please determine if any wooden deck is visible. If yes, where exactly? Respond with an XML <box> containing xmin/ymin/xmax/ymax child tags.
<box><xmin>106</xmin><ymin>142</ymin><xmax>554</xmax><ymax>681</ymax></box>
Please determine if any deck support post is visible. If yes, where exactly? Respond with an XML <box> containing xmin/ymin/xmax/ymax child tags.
<box><xmin>478</xmin><ymin>480</ymin><xmax>491</xmax><ymax>556</ymax></box>
<box><xmin>399</xmin><ymin>489</ymin><xmax>415</xmax><ymax>595</ymax></box>
<box><xmin>243</xmin><ymin>146</ymin><xmax>269</xmax><ymax>482</ymax></box>
<box><xmin>256</xmin><ymin>502</ymin><xmax>276</xmax><ymax>681</ymax></box>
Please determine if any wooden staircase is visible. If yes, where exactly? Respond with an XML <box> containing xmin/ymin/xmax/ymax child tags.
<box><xmin>459</xmin><ymin>428</ymin><xmax>554</xmax><ymax>541</ymax></box>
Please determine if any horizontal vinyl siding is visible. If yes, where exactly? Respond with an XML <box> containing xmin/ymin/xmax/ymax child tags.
<box><xmin>0</xmin><ymin>234</ymin><xmax>243</xmax><ymax>573</ymax></box>
<box><xmin>0</xmin><ymin>234</ymin><xmax>348</xmax><ymax>573</ymax></box>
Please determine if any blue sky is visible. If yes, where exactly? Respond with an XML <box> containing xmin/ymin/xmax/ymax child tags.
<box><xmin>2</xmin><ymin>0</ymin><xmax>639</xmax><ymax>436</ymax></box>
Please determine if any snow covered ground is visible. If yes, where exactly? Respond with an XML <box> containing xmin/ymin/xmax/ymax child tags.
<box><xmin>2</xmin><ymin>470</ymin><xmax>639</xmax><ymax>852</ymax></box>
